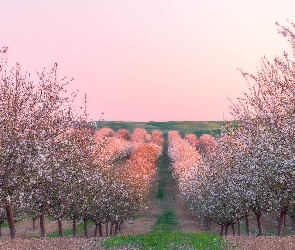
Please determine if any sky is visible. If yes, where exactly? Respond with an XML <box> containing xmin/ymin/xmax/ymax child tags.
<box><xmin>1</xmin><ymin>0</ymin><xmax>295</xmax><ymax>122</ymax></box>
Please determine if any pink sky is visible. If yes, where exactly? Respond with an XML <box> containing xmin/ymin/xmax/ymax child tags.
<box><xmin>1</xmin><ymin>0</ymin><xmax>295</xmax><ymax>121</ymax></box>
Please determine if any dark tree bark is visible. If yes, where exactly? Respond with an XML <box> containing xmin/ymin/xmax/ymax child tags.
<box><xmin>0</xmin><ymin>221</ymin><xmax>3</xmax><ymax>237</ymax></box>
<box><xmin>232</xmin><ymin>224</ymin><xmax>235</xmax><ymax>236</ymax></box>
<box><xmin>58</xmin><ymin>217</ymin><xmax>63</xmax><ymax>237</ymax></box>
<box><xmin>256</xmin><ymin>213</ymin><xmax>263</xmax><ymax>236</ymax></box>
<box><xmin>291</xmin><ymin>207</ymin><xmax>295</xmax><ymax>231</ymax></box>
<box><xmin>237</xmin><ymin>221</ymin><xmax>241</xmax><ymax>236</ymax></box>
<box><xmin>278</xmin><ymin>208</ymin><xmax>288</xmax><ymax>236</ymax></box>
<box><xmin>40</xmin><ymin>207</ymin><xmax>46</xmax><ymax>238</ymax></box>
<box><xmin>94</xmin><ymin>223</ymin><xmax>99</xmax><ymax>237</ymax></box>
<box><xmin>110</xmin><ymin>223</ymin><xmax>113</xmax><ymax>236</ymax></box>
<box><xmin>105</xmin><ymin>222</ymin><xmax>109</xmax><ymax>237</ymax></box>
<box><xmin>115</xmin><ymin>223</ymin><xmax>118</xmax><ymax>235</ymax></box>
<box><xmin>99</xmin><ymin>222</ymin><xmax>103</xmax><ymax>237</ymax></box>
<box><xmin>73</xmin><ymin>218</ymin><xmax>77</xmax><ymax>238</ymax></box>
<box><xmin>245</xmin><ymin>215</ymin><xmax>250</xmax><ymax>236</ymax></box>
<box><xmin>83</xmin><ymin>218</ymin><xmax>88</xmax><ymax>238</ymax></box>
<box><xmin>220</xmin><ymin>225</ymin><xmax>224</xmax><ymax>236</ymax></box>
<box><xmin>32</xmin><ymin>217</ymin><xmax>37</xmax><ymax>230</ymax></box>
<box><xmin>6</xmin><ymin>201</ymin><xmax>16</xmax><ymax>239</ymax></box>
<box><xmin>225</xmin><ymin>225</ymin><xmax>229</xmax><ymax>236</ymax></box>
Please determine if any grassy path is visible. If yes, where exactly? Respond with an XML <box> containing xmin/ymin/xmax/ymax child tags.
<box><xmin>153</xmin><ymin>141</ymin><xmax>179</xmax><ymax>232</ymax></box>
<box><xmin>102</xmin><ymin>141</ymin><xmax>225</xmax><ymax>249</ymax></box>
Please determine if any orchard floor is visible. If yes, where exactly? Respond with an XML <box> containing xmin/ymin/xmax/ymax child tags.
<box><xmin>2</xmin><ymin>211</ymin><xmax>295</xmax><ymax>250</ymax></box>
<box><xmin>2</xmin><ymin>142</ymin><xmax>295</xmax><ymax>249</ymax></box>
<box><xmin>0</xmin><ymin>188</ymin><xmax>159</xmax><ymax>250</ymax></box>
<box><xmin>0</xmin><ymin>216</ymin><xmax>156</xmax><ymax>249</ymax></box>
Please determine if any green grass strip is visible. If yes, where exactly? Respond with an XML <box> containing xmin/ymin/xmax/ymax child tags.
<box><xmin>153</xmin><ymin>207</ymin><xmax>178</xmax><ymax>232</ymax></box>
<box><xmin>156</xmin><ymin>171</ymin><xmax>166</xmax><ymax>201</ymax></box>
<box><xmin>1</xmin><ymin>221</ymin><xmax>9</xmax><ymax>228</ymax></box>
<box><xmin>102</xmin><ymin>231</ymin><xmax>225</xmax><ymax>250</ymax></box>
<box><xmin>47</xmin><ymin>220</ymin><xmax>94</xmax><ymax>238</ymax></box>
<box><xmin>1</xmin><ymin>216</ymin><xmax>28</xmax><ymax>229</ymax></box>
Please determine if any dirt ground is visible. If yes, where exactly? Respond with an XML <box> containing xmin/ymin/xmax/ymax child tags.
<box><xmin>3</xmin><ymin>213</ymin><xmax>295</xmax><ymax>250</ymax></box>
<box><xmin>173</xmin><ymin>187</ymin><xmax>295</xmax><ymax>250</ymax></box>
<box><xmin>0</xmin><ymin>215</ymin><xmax>156</xmax><ymax>250</ymax></box>
<box><xmin>2</xmin><ymin>146</ymin><xmax>295</xmax><ymax>249</ymax></box>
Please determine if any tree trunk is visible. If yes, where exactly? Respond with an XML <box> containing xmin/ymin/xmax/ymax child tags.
<box><xmin>0</xmin><ymin>221</ymin><xmax>3</xmax><ymax>237</ymax></box>
<box><xmin>94</xmin><ymin>223</ymin><xmax>99</xmax><ymax>237</ymax></box>
<box><xmin>237</xmin><ymin>221</ymin><xmax>241</xmax><ymax>236</ymax></box>
<box><xmin>115</xmin><ymin>223</ymin><xmax>118</xmax><ymax>235</ymax></box>
<box><xmin>256</xmin><ymin>213</ymin><xmax>263</xmax><ymax>236</ymax></box>
<box><xmin>105</xmin><ymin>223</ymin><xmax>109</xmax><ymax>237</ymax></box>
<box><xmin>245</xmin><ymin>215</ymin><xmax>250</xmax><ymax>236</ymax></box>
<box><xmin>291</xmin><ymin>207</ymin><xmax>295</xmax><ymax>231</ymax></box>
<box><xmin>40</xmin><ymin>208</ymin><xmax>46</xmax><ymax>238</ymax></box>
<box><xmin>220</xmin><ymin>225</ymin><xmax>224</xmax><ymax>236</ymax></box>
<box><xmin>205</xmin><ymin>219</ymin><xmax>208</xmax><ymax>230</ymax></box>
<box><xmin>83</xmin><ymin>218</ymin><xmax>88</xmax><ymax>238</ymax></box>
<box><xmin>99</xmin><ymin>222</ymin><xmax>103</xmax><ymax>237</ymax></box>
<box><xmin>73</xmin><ymin>218</ymin><xmax>77</xmax><ymax>238</ymax></box>
<box><xmin>232</xmin><ymin>224</ymin><xmax>235</xmax><ymax>236</ymax></box>
<box><xmin>58</xmin><ymin>217</ymin><xmax>63</xmax><ymax>237</ymax></box>
<box><xmin>205</xmin><ymin>219</ymin><xmax>211</xmax><ymax>230</ymax></box>
<box><xmin>225</xmin><ymin>225</ymin><xmax>229</xmax><ymax>236</ymax></box>
<box><xmin>32</xmin><ymin>217</ymin><xmax>37</xmax><ymax>230</ymax></box>
<box><xmin>278</xmin><ymin>209</ymin><xmax>288</xmax><ymax>236</ymax></box>
<box><xmin>6</xmin><ymin>201</ymin><xmax>16</xmax><ymax>239</ymax></box>
<box><xmin>110</xmin><ymin>223</ymin><xmax>113</xmax><ymax>236</ymax></box>
<box><xmin>118</xmin><ymin>222</ymin><xmax>122</xmax><ymax>232</ymax></box>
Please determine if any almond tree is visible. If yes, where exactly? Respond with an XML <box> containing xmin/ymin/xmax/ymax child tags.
<box><xmin>93</xmin><ymin>135</ymin><xmax>133</xmax><ymax>167</ymax></box>
<box><xmin>228</xmin><ymin>21</ymin><xmax>295</xmax><ymax>236</ymax></box>
<box><xmin>184</xmin><ymin>21</ymin><xmax>295</xmax><ymax>236</ymax></box>
<box><xmin>0</xmin><ymin>51</ymin><xmax>83</xmax><ymax>238</ymax></box>
<box><xmin>95</xmin><ymin>128</ymin><xmax>115</xmax><ymax>138</ymax></box>
<box><xmin>115</xmin><ymin>129</ymin><xmax>131</xmax><ymax>141</ymax></box>
<box><xmin>184</xmin><ymin>133</ymin><xmax>199</xmax><ymax>148</ymax></box>
<box><xmin>131</xmin><ymin>128</ymin><xmax>149</xmax><ymax>145</ymax></box>
<box><xmin>125</xmin><ymin>143</ymin><xmax>161</xmax><ymax>207</ymax></box>
<box><xmin>150</xmin><ymin>130</ymin><xmax>164</xmax><ymax>146</ymax></box>
<box><xmin>87</xmin><ymin>140</ymin><xmax>161</xmax><ymax>237</ymax></box>
<box><xmin>197</xmin><ymin>134</ymin><xmax>216</xmax><ymax>156</ymax></box>
<box><xmin>0</xmin><ymin>207</ymin><xmax>6</xmax><ymax>237</ymax></box>
<box><xmin>44</xmin><ymin>126</ymin><xmax>94</xmax><ymax>237</ymax></box>
<box><xmin>168</xmin><ymin>131</ymin><xmax>201</xmax><ymax>182</ymax></box>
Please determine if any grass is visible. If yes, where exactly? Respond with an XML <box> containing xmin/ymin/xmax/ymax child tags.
<box><xmin>152</xmin><ymin>206</ymin><xmax>178</xmax><ymax>232</ymax></box>
<box><xmin>1</xmin><ymin>215</ymin><xmax>28</xmax><ymax>228</ymax></box>
<box><xmin>91</xmin><ymin>121</ymin><xmax>225</xmax><ymax>139</ymax></box>
<box><xmin>47</xmin><ymin>220</ymin><xmax>95</xmax><ymax>238</ymax></box>
<box><xmin>102</xmin><ymin>231</ymin><xmax>225</xmax><ymax>250</ymax></box>
<box><xmin>156</xmin><ymin>179</ymin><xmax>165</xmax><ymax>200</ymax></box>
<box><xmin>156</xmin><ymin>142</ymin><xmax>172</xmax><ymax>202</ymax></box>
<box><xmin>102</xmin><ymin>141</ymin><xmax>226</xmax><ymax>249</ymax></box>
<box><xmin>156</xmin><ymin>167</ymin><xmax>170</xmax><ymax>200</ymax></box>
<box><xmin>156</xmin><ymin>142</ymin><xmax>171</xmax><ymax>201</ymax></box>
<box><xmin>1</xmin><ymin>221</ymin><xmax>9</xmax><ymax>228</ymax></box>
<box><xmin>154</xmin><ymin>143</ymin><xmax>178</xmax><ymax>232</ymax></box>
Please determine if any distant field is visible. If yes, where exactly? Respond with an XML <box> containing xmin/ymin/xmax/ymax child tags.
<box><xmin>89</xmin><ymin>121</ymin><xmax>225</xmax><ymax>138</ymax></box>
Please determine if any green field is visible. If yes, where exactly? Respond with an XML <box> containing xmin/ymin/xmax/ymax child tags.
<box><xmin>101</xmin><ymin>142</ymin><xmax>226</xmax><ymax>250</ymax></box>
<box><xmin>89</xmin><ymin>121</ymin><xmax>225</xmax><ymax>138</ymax></box>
